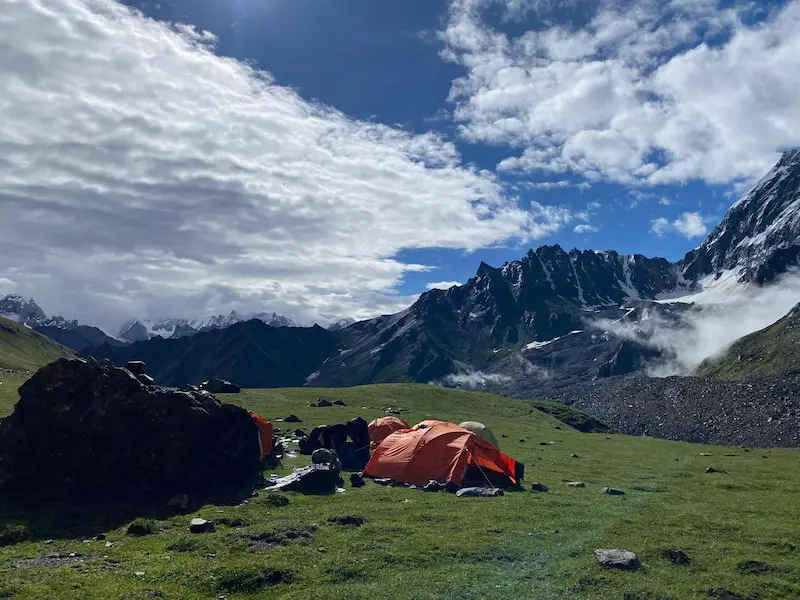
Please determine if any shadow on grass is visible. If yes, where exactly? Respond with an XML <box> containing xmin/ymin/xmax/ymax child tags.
<box><xmin>0</xmin><ymin>472</ymin><xmax>268</xmax><ymax>543</ymax></box>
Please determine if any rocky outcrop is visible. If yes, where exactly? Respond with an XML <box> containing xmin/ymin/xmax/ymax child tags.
<box><xmin>0</xmin><ymin>358</ymin><xmax>262</xmax><ymax>501</ymax></box>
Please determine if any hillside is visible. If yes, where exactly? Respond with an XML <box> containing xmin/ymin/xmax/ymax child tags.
<box><xmin>0</xmin><ymin>316</ymin><xmax>74</xmax><ymax>372</ymax></box>
<box><xmin>697</xmin><ymin>303</ymin><xmax>800</xmax><ymax>379</ymax></box>
<box><xmin>88</xmin><ymin>320</ymin><xmax>335</xmax><ymax>388</ymax></box>
<box><xmin>0</xmin><ymin>381</ymin><xmax>799</xmax><ymax>600</ymax></box>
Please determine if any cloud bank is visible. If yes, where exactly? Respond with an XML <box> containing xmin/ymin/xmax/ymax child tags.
<box><xmin>594</xmin><ymin>270</ymin><xmax>800</xmax><ymax>375</ymax></box>
<box><xmin>0</xmin><ymin>0</ymin><xmax>573</xmax><ymax>330</ymax></box>
<box><xmin>442</xmin><ymin>0</ymin><xmax>800</xmax><ymax>186</ymax></box>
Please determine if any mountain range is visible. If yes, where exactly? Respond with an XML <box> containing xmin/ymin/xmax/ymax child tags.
<box><xmin>5</xmin><ymin>150</ymin><xmax>800</xmax><ymax>390</ymax></box>
<box><xmin>84</xmin><ymin>151</ymin><xmax>800</xmax><ymax>391</ymax></box>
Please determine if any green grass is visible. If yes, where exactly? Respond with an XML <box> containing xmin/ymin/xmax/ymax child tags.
<box><xmin>0</xmin><ymin>316</ymin><xmax>74</xmax><ymax>373</ymax></box>
<box><xmin>0</xmin><ymin>379</ymin><xmax>799</xmax><ymax>599</ymax></box>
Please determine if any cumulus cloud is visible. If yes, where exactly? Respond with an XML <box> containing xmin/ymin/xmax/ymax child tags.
<box><xmin>0</xmin><ymin>0</ymin><xmax>574</xmax><ymax>331</ymax></box>
<box><xmin>441</xmin><ymin>0</ymin><xmax>800</xmax><ymax>187</ymax></box>
<box><xmin>426</xmin><ymin>281</ymin><xmax>463</xmax><ymax>290</ymax></box>
<box><xmin>651</xmin><ymin>212</ymin><xmax>710</xmax><ymax>238</ymax></box>
<box><xmin>574</xmin><ymin>224</ymin><xmax>599</xmax><ymax>234</ymax></box>
<box><xmin>593</xmin><ymin>270</ymin><xmax>800</xmax><ymax>376</ymax></box>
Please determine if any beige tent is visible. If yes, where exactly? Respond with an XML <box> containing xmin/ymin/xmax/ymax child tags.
<box><xmin>458</xmin><ymin>421</ymin><xmax>500</xmax><ymax>449</ymax></box>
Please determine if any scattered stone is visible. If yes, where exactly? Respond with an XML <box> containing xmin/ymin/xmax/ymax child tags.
<box><xmin>530</xmin><ymin>482</ymin><xmax>549</xmax><ymax>493</ymax></box>
<box><xmin>706</xmin><ymin>467</ymin><xmax>729</xmax><ymax>474</ymax></box>
<box><xmin>349</xmin><ymin>473</ymin><xmax>365</xmax><ymax>488</ymax></box>
<box><xmin>95</xmin><ymin>533</ymin><xmax>106</xmax><ymax>541</ymax></box>
<box><xmin>501</xmin><ymin>434</ymin><xmax>508</xmax><ymax>438</ymax></box>
<box><xmin>567</xmin><ymin>481</ymin><xmax>586</xmax><ymax>488</ymax></box>
<box><xmin>700</xmin><ymin>453</ymin><xmax>713</xmax><ymax>456</ymax></box>
<box><xmin>134</xmin><ymin>571</ymin><xmax>145</xmax><ymax>577</ymax></box>
<box><xmin>329</xmin><ymin>515</ymin><xmax>365</xmax><ymax>526</ymax></box>
<box><xmin>317</xmin><ymin>399</ymin><xmax>332</xmax><ymax>407</ymax></box>
<box><xmin>674</xmin><ymin>458</ymin><xmax>680</xmax><ymax>461</ymax></box>
<box><xmin>312</xmin><ymin>448</ymin><xmax>342</xmax><ymax>472</ymax></box>
<box><xmin>519</xmin><ymin>439</ymin><xmax>526</xmax><ymax>443</ymax></box>
<box><xmin>333</xmin><ymin>400</ymin><xmax>346</xmax><ymax>406</ymax></box>
<box><xmin>743</xmin><ymin>448</ymin><xmax>751</xmax><ymax>452</ymax></box>
<box><xmin>724</xmin><ymin>453</ymin><xmax>738</xmax><ymax>457</ymax></box>
<box><xmin>283</xmin><ymin>415</ymin><xmax>302</xmax><ymax>423</ymax></box>
<box><xmin>317</xmin><ymin>547</ymin><xmax>326</xmax><ymax>553</ymax></box>
<box><xmin>166</xmin><ymin>493</ymin><xmax>190</xmax><ymax>510</ymax></box>
<box><xmin>664</xmin><ymin>549</ymin><xmax>691</xmax><ymax>566</ymax></box>
<box><xmin>594</xmin><ymin>548</ymin><xmax>639</xmax><ymax>570</ymax></box>
<box><xmin>737</xmin><ymin>560</ymin><xmax>774</xmax><ymax>573</ymax></box>
<box><xmin>189</xmin><ymin>518</ymin><xmax>215</xmax><ymax>534</ymax></box>
<box><xmin>421</xmin><ymin>480</ymin><xmax>447</xmax><ymax>492</ymax></box>
<box><xmin>200</xmin><ymin>378</ymin><xmax>241</xmax><ymax>394</ymax></box>
<box><xmin>554</xmin><ymin>425</ymin><xmax>562</xmax><ymax>430</ymax></box>
<box><xmin>265</xmin><ymin>464</ymin><xmax>343</xmax><ymax>495</ymax></box>
<box><xmin>293</xmin><ymin>429</ymin><xmax>307</xmax><ymax>438</ymax></box>
<box><xmin>455</xmin><ymin>487</ymin><xmax>504</xmax><ymax>497</ymax></box>
<box><xmin>105</xmin><ymin>541</ymin><xmax>114</xmax><ymax>548</ymax></box>
<box><xmin>571</xmin><ymin>453</ymin><xmax>579</xmax><ymax>458</ymax></box>
<box><xmin>602</xmin><ymin>487</ymin><xmax>625</xmax><ymax>495</ymax></box>
<box><xmin>539</xmin><ymin>442</ymin><xmax>548</xmax><ymax>446</ymax></box>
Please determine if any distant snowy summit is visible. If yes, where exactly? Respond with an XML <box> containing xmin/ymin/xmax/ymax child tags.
<box><xmin>0</xmin><ymin>294</ymin><xmax>46</xmax><ymax>323</ymax></box>
<box><xmin>117</xmin><ymin>311</ymin><xmax>299</xmax><ymax>343</ymax></box>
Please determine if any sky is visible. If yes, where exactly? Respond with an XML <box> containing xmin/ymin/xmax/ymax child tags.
<box><xmin>1</xmin><ymin>0</ymin><xmax>799</xmax><ymax>331</ymax></box>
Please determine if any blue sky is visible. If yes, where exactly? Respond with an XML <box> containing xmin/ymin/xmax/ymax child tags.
<box><xmin>122</xmin><ymin>0</ymin><xmax>776</xmax><ymax>290</ymax></box>
<box><xmin>1</xmin><ymin>0</ymin><xmax>798</xmax><ymax>327</ymax></box>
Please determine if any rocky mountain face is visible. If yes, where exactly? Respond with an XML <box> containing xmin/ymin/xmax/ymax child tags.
<box><xmin>118</xmin><ymin>311</ymin><xmax>297</xmax><ymax>343</ymax></box>
<box><xmin>681</xmin><ymin>149</ymin><xmax>800</xmax><ymax>284</ymax></box>
<box><xmin>90</xmin><ymin>320</ymin><xmax>335</xmax><ymax>388</ymax></box>
<box><xmin>0</xmin><ymin>295</ymin><xmax>46</xmax><ymax>322</ymax></box>
<box><xmin>0</xmin><ymin>295</ymin><xmax>121</xmax><ymax>352</ymax></box>
<box><xmin>309</xmin><ymin>151</ymin><xmax>800</xmax><ymax>388</ymax></box>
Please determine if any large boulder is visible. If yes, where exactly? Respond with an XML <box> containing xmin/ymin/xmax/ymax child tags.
<box><xmin>0</xmin><ymin>358</ymin><xmax>261</xmax><ymax>501</ymax></box>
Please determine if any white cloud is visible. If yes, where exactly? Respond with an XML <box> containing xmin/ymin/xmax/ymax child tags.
<box><xmin>0</xmin><ymin>0</ymin><xmax>574</xmax><ymax>331</ymax></box>
<box><xmin>650</xmin><ymin>212</ymin><xmax>709</xmax><ymax>238</ymax></box>
<box><xmin>442</xmin><ymin>0</ymin><xmax>800</xmax><ymax>187</ymax></box>
<box><xmin>426</xmin><ymin>281</ymin><xmax>463</xmax><ymax>290</ymax></box>
<box><xmin>593</xmin><ymin>269</ymin><xmax>800</xmax><ymax>376</ymax></box>
<box><xmin>574</xmin><ymin>224</ymin><xmax>599</xmax><ymax>234</ymax></box>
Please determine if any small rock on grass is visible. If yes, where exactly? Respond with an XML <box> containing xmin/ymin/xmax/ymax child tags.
<box><xmin>602</xmin><ymin>487</ymin><xmax>624</xmax><ymax>495</ymax></box>
<box><xmin>706</xmin><ymin>467</ymin><xmax>729</xmax><ymax>474</ymax></box>
<box><xmin>350</xmin><ymin>473</ymin><xmax>365</xmax><ymax>488</ymax></box>
<box><xmin>189</xmin><ymin>518</ymin><xmax>215</xmax><ymax>534</ymax></box>
<box><xmin>595</xmin><ymin>548</ymin><xmax>639</xmax><ymax>570</ymax></box>
<box><xmin>283</xmin><ymin>415</ymin><xmax>302</xmax><ymax>423</ymax></box>
<box><xmin>530</xmin><ymin>482</ymin><xmax>549</xmax><ymax>492</ymax></box>
<box><xmin>567</xmin><ymin>481</ymin><xmax>586</xmax><ymax>488</ymax></box>
<box><xmin>664</xmin><ymin>549</ymin><xmax>691</xmax><ymax>566</ymax></box>
<box><xmin>571</xmin><ymin>453</ymin><xmax>579</xmax><ymax>458</ymax></box>
<box><xmin>455</xmin><ymin>487</ymin><xmax>504</xmax><ymax>497</ymax></box>
<box><xmin>700</xmin><ymin>453</ymin><xmax>713</xmax><ymax>457</ymax></box>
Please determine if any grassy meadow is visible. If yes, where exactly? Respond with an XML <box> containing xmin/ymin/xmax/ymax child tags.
<box><xmin>0</xmin><ymin>378</ymin><xmax>799</xmax><ymax>600</ymax></box>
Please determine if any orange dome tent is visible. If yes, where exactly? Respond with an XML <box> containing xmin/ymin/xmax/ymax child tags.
<box><xmin>367</xmin><ymin>416</ymin><xmax>409</xmax><ymax>451</ymax></box>
<box><xmin>364</xmin><ymin>420</ymin><xmax>523</xmax><ymax>488</ymax></box>
<box><xmin>248</xmin><ymin>411</ymin><xmax>274</xmax><ymax>461</ymax></box>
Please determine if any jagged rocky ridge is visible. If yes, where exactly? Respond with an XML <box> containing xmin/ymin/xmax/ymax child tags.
<box><xmin>118</xmin><ymin>311</ymin><xmax>297</xmax><ymax>343</ymax></box>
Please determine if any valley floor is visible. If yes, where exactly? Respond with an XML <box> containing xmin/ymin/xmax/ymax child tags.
<box><xmin>1</xmin><ymin>380</ymin><xmax>799</xmax><ymax>599</ymax></box>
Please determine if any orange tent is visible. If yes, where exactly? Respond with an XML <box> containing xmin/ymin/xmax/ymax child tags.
<box><xmin>249</xmin><ymin>411</ymin><xmax>274</xmax><ymax>461</ymax></box>
<box><xmin>364</xmin><ymin>420</ymin><xmax>523</xmax><ymax>488</ymax></box>
<box><xmin>367</xmin><ymin>416</ymin><xmax>409</xmax><ymax>452</ymax></box>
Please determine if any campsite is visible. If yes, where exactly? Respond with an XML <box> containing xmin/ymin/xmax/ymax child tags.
<box><xmin>1</xmin><ymin>368</ymin><xmax>800</xmax><ymax>600</ymax></box>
